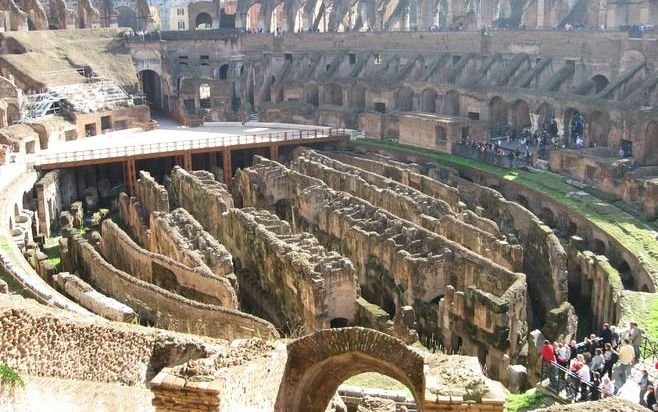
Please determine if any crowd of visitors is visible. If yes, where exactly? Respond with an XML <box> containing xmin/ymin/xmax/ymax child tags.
<box><xmin>541</xmin><ymin>321</ymin><xmax>655</xmax><ymax>408</ymax></box>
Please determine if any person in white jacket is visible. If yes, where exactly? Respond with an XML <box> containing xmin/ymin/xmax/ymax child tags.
<box><xmin>599</xmin><ymin>376</ymin><xmax>615</xmax><ymax>397</ymax></box>
<box><xmin>577</xmin><ymin>363</ymin><xmax>591</xmax><ymax>400</ymax></box>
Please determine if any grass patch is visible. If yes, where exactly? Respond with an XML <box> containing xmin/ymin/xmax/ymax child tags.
<box><xmin>42</xmin><ymin>237</ymin><xmax>61</xmax><ymax>271</ymax></box>
<box><xmin>0</xmin><ymin>266</ymin><xmax>31</xmax><ymax>298</ymax></box>
<box><xmin>0</xmin><ymin>363</ymin><xmax>24</xmax><ymax>390</ymax></box>
<box><xmin>504</xmin><ymin>391</ymin><xmax>545</xmax><ymax>411</ymax></box>
<box><xmin>342</xmin><ymin>372</ymin><xmax>412</xmax><ymax>395</ymax></box>
<box><xmin>619</xmin><ymin>292</ymin><xmax>658</xmax><ymax>339</ymax></box>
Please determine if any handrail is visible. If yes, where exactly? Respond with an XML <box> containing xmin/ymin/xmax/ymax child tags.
<box><xmin>33</xmin><ymin>128</ymin><xmax>347</xmax><ymax>166</ymax></box>
<box><xmin>539</xmin><ymin>359</ymin><xmax>609</xmax><ymax>402</ymax></box>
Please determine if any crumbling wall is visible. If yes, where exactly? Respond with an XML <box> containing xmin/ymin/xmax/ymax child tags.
<box><xmin>0</xmin><ymin>0</ymin><xmax>28</xmax><ymax>31</ymax></box>
<box><xmin>48</xmin><ymin>0</ymin><xmax>76</xmax><ymax>29</ymax></box>
<box><xmin>167</xmin><ymin>167</ymin><xmax>358</xmax><ymax>333</ymax></box>
<box><xmin>100</xmin><ymin>219</ymin><xmax>238</xmax><ymax>308</ymax></box>
<box><xmin>136</xmin><ymin>171</ymin><xmax>169</xmax><ymax>217</ymax></box>
<box><xmin>118</xmin><ymin>192</ymin><xmax>151</xmax><ymax>246</ymax></box>
<box><xmin>232</xmin><ymin>157</ymin><xmax>527</xmax><ymax>373</ymax></box>
<box><xmin>0</xmin><ymin>293</ymin><xmax>217</xmax><ymax>385</ymax></box>
<box><xmin>35</xmin><ymin>169</ymin><xmax>78</xmax><ymax>237</ymax></box>
<box><xmin>150</xmin><ymin>209</ymin><xmax>234</xmax><ymax>280</ymax></box>
<box><xmin>18</xmin><ymin>0</ymin><xmax>49</xmax><ymax>30</ymax></box>
<box><xmin>52</xmin><ymin>271</ymin><xmax>136</xmax><ymax>322</ymax></box>
<box><xmin>292</xmin><ymin>149</ymin><xmax>522</xmax><ymax>271</ymax></box>
<box><xmin>62</xmin><ymin>231</ymin><xmax>278</xmax><ymax>340</ymax></box>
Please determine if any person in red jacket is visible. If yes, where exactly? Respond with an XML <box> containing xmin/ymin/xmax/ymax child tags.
<box><xmin>542</xmin><ymin>340</ymin><xmax>558</xmax><ymax>390</ymax></box>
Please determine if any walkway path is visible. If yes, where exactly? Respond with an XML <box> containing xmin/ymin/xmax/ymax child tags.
<box><xmin>0</xmin><ymin>375</ymin><xmax>153</xmax><ymax>412</ymax></box>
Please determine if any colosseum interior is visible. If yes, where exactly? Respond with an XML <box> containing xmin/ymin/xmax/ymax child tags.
<box><xmin>0</xmin><ymin>0</ymin><xmax>657</xmax><ymax>410</ymax></box>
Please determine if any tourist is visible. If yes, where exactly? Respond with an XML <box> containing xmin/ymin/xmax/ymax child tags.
<box><xmin>611</xmin><ymin>325</ymin><xmax>621</xmax><ymax>348</ymax></box>
<box><xmin>647</xmin><ymin>385</ymin><xmax>657</xmax><ymax>410</ymax></box>
<box><xmin>599</xmin><ymin>376</ymin><xmax>615</xmax><ymax>397</ymax></box>
<box><xmin>541</xmin><ymin>340</ymin><xmax>558</xmax><ymax>389</ymax></box>
<box><xmin>640</xmin><ymin>369</ymin><xmax>651</xmax><ymax>405</ymax></box>
<box><xmin>618</xmin><ymin>146</ymin><xmax>626</xmax><ymax>158</ymax></box>
<box><xmin>600</xmin><ymin>323</ymin><xmax>612</xmax><ymax>346</ymax></box>
<box><xmin>557</xmin><ymin>342</ymin><xmax>571</xmax><ymax>369</ymax></box>
<box><xmin>591</xmin><ymin>371</ymin><xmax>602</xmax><ymax>400</ymax></box>
<box><xmin>602</xmin><ymin>342</ymin><xmax>618</xmax><ymax>379</ymax></box>
<box><xmin>618</xmin><ymin>338</ymin><xmax>635</xmax><ymax>383</ymax></box>
<box><xmin>577</xmin><ymin>360</ymin><xmax>591</xmax><ymax>400</ymax></box>
<box><xmin>628</xmin><ymin>321</ymin><xmax>644</xmax><ymax>362</ymax></box>
<box><xmin>590</xmin><ymin>348</ymin><xmax>604</xmax><ymax>377</ymax></box>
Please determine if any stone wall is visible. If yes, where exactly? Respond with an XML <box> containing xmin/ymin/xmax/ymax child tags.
<box><xmin>118</xmin><ymin>192</ymin><xmax>151</xmax><ymax>247</ymax></box>
<box><xmin>167</xmin><ymin>167</ymin><xmax>359</xmax><ymax>333</ymax></box>
<box><xmin>0</xmin><ymin>293</ymin><xmax>218</xmax><ymax>385</ymax></box>
<box><xmin>35</xmin><ymin>169</ymin><xmax>77</xmax><ymax>237</ymax></box>
<box><xmin>292</xmin><ymin>148</ymin><xmax>523</xmax><ymax>271</ymax></box>
<box><xmin>52</xmin><ymin>271</ymin><xmax>137</xmax><ymax>322</ymax></box>
<box><xmin>100</xmin><ymin>219</ymin><xmax>238</xmax><ymax>308</ymax></box>
<box><xmin>149</xmin><ymin>209</ymin><xmax>234</xmax><ymax>280</ymax></box>
<box><xmin>62</xmin><ymin>230</ymin><xmax>278</xmax><ymax>341</ymax></box>
<box><xmin>136</xmin><ymin>171</ymin><xmax>170</xmax><ymax>217</ymax></box>
<box><xmin>232</xmin><ymin>157</ymin><xmax>527</xmax><ymax>375</ymax></box>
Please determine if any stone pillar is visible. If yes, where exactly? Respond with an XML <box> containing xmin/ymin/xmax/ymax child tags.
<box><xmin>270</xmin><ymin>144</ymin><xmax>279</xmax><ymax>161</ymax></box>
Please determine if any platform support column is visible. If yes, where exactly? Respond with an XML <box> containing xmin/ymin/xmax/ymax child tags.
<box><xmin>223</xmin><ymin>149</ymin><xmax>232</xmax><ymax>185</ymax></box>
<box><xmin>123</xmin><ymin>158</ymin><xmax>136</xmax><ymax>196</ymax></box>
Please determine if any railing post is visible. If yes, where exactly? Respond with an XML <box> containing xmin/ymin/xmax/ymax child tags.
<box><xmin>299</xmin><ymin>130</ymin><xmax>302</xmax><ymax>140</ymax></box>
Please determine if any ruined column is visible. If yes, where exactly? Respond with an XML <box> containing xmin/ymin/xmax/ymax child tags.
<box><xmin>222</xmin><ymin>149</ymin><xmax>232</xmax><ymax>185</ymax></box>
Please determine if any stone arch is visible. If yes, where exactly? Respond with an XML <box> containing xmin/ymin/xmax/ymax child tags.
<box><xmin>274</xmin><ymin>328</ymin><xmax>425</xmax><ymax>411</ymax></box>
<box><xmin>324</xmin><ymin>83</ymin><xmax>342</xmax><ymax>106</ymax></box>
<box><xmin>396</xmin><ymin>86</ymin><xmax>414</xmax><ymax>112</ymax></box>
<box><xmin>564</xmin><ymin>108</ymin><xmax>585</xmax><ymax>144</ymax></box>
<box><xmin>6</xmin><ymin>103</ymin><xmax>19</xmax><ymax>125</ymax></box>
<box><xmin>536</xmin><ymin>102</ymin><xmax>555</xmax><ymax>131</ymax></box>
<box><xmin>218</xmin><ymin>64</ymin><xmax>229</xmax><ymax>80</ymax></box>
<box><xmin>489</xmin><ymin>96</ymin><xmax>508</xmax><ymax>129</ymax></box>
<box><xmin>351</xmin><ymin>84</ymin><xmax>366</xmax><ymax>109</ymax></box>
<box><xmin>644</xmin><ymin>121</ymin><xmax>658</xmax><ymax>165</ymax></box>
<box><xmin>245</xmin><ymin>3</ymin><xmax>263</xmax><ymax>30</ymax></box>
<box><xmin>620</xmin><ymin>50</ymin><xmax>646</xmax><ymax>72</ymax></box>
<box><xmin>420</xmin><ymin>88</ymin><xmax>438</xmax><ymax>113</ymax></box>
<box><xmin>443</xmin><ymin>89</ymin><xmax>459</xmax><ymax>115</ymax></box>
<box><xmin>618</xmin><ymin>260</ymin><xmax>633</xmax><ymax>290</ymax></box>
<box><xmin>588</xmin><ymin>111</ymin><xmax>609</xmax><ymax>147</ymax></box>
<box><xmin>116</xmin><ymin>5</ymin><xmax>138</xmax><ymax>30</ymax></box>
<box><xmin>305</xmin><ymin>84</ymin><xmax>319</xmax><ymax>107</ymax></box>
<box><xmin>270</xmin><ymin>2</ymin><xmax>286</xmax><ymax>32</ymax></box>
<box><xmin>199</xmin><ymin>83</ymin><xmax>211</xmax><ymax>108</ymax></box>
<box><xmin>511</xmin><ymin>99</ymin><xmax>530</xmax><ymax>131</ymax></box>
<box><xmin>591</xmin><ymin>74</ymin><xmax>609</xmax><ymax>94</ymax></box>
<box><xmin>138</xmin><ymin>69</ymin><xmax>163</xmax><ymax>111</ymax></box>
<box><xmin>591</xmin><ymin>238</ymin><xmax>606</xmax><ymax>255</ymax></box>
<box><xmin>195</xmin><ymin>12</ymin><xmax>213</xmax><ymax>28</ymax></box>
<box><xmin>541</xmin><ymin>207</ymin><xmax>555</xmax><ymax>228</ymax></box>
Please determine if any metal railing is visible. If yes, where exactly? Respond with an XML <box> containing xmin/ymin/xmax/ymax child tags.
<box><xmin>539</xmin><ymin>360</ymin><xmax>609</xmax><ymax>403</ymax></box>
<box><xmin>32</xmin><ymin>128</ymin><xmax>346</xmax><ymax>166</ymax></box>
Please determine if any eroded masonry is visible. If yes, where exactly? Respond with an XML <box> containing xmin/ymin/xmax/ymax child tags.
<box><xmin>0</xmin><ymin>6</ymin><xmax>657</xmax><ymax>411</ymax></box>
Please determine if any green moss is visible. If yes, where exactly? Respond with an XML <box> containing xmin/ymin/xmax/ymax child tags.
<box><xmin>619</xmin><ymin>292</ymin><xmax>658</xmax><ymax>339</ymax></box>
<box><xmin>504</xmin><ymin>390</ymin><xmax>545</xmax><ymax>411</ymax></box>
<box><xmin>42</xmin><ymin>238</ymin><xmax>61</xmax><ymax>271</ymax></box>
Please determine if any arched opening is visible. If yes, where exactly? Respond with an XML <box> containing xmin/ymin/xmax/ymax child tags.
<box><xmin>330</xmin><ymin>317</ymin><xmax>349</xmax><ymax>328</ymax></box>
<box><xmin>644</xmin><ymin>121</ymin><xmax>658</xmax><ymax>165</ymax></box>
<box><xmin>565</xmin><ymin>109</ymin><xmax>584</xmax><ymax>145</ymax></box>
<box><xmin>588</xmin><ymin>111</ymin><xmax>609</xmax><ymax>147</ymax></box>
<box><xmin>116</xmin><ymin>6</ymin><xmax>138</xmax><ymax>30</ymax></box>
<box><xmin>420</xmin><ymin>88</ymin><xmax>438</xmax><ymax>113</ymax></box>
<box><xmin>618</xmin><ymin>260</ymin><xmax>633</xmax><ymax>290</ymax></box>
<box><xmin>218</xmin><ymin>64</ymin><xmax>229</xmax><ymax>80</ymax></box>
<box><xmin>591</xmin><ymin>74</ymin><xmax>609</xmax><ymax>94</ymax></box>
<box><xmin>443</xmin><ymin>90</ymin><xmax>460</xmax><ymax>115</ymax></box>
<box><xmin>591</xmin><ymin>239</ymin><xmax>606</xmax><ymax>255</ymax></box>
<box><xmin>294</xmin><ymin>2</ymin><xmax>307</xmax><ymax>32</ymax></box>
<box><xmin>396</xmin><ymin>87</ymin><xmax>414</xmax><ymax>112</ymax></box>
<box><xmin>511</xmin><ymin>99</ymin><xmax>531</xmax><ymax>131</ymax></box>
<box><xmin>407</xmin><ymin>0</ymin><xmax>418</xmax><ymax>30</ymax></box>
<box><xmin>567</xmin><ymin>221</ymin><xmax>578</xmax><ymax>237</ymax></box>
<box><xmin>138</xmin><ymin>70</ymin><xmax>162</xmax><ymax>111</ymax></box>
<box><xmin>246</xmin><ymin>3</ymin><xmax>262</xmax><ymax>31</ymax></box>
<box><xmin>351</xmin><ymin>85</ymin><xmax>366</xmax><ymax>110</ymax></box>
<box><xmin>305</xmin><ymin>84</ymin><xmax>319</xmax><ymax>107</ymax></box>
<box><xmin>489</xmin><ymin>97</ymin><xmax>508</xmax><ymax>132</ymax></box>
<box><xmin>6</xmin><ymin>104</ymin><xmax>19</xmax><ymax>125</ymax></box>
<box><xmin>324</xmin><ymin>83</ymin><xmax>342</xmax><ymax>106</ymax></box>
<box><xmin>199</xmin><ymin>83</ymin><xmax>211</xmax><ymax>108</ymax></box>
<box><xmin>195</xmin><ymin>12</ymin><xmax>213</xmax><ymax>29</ymax></box>
<box><xmin>270</xmin><ymin>3</ymin><xmax>285</xmax><ymax>33</ymax></box>
<box><xmin>275</xmin><ymin>329</ymin><xmax>425</xmax><ymax>411</ymax></box>
<box><xmin>516</xmin><ymin>195</ymin><xmax>529</xmax><ymax>209</ymax></box>
<box><xmin>537</xmin><ymin>103</ymin><xmax>556</xmax><ymax>134</ymax></box>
